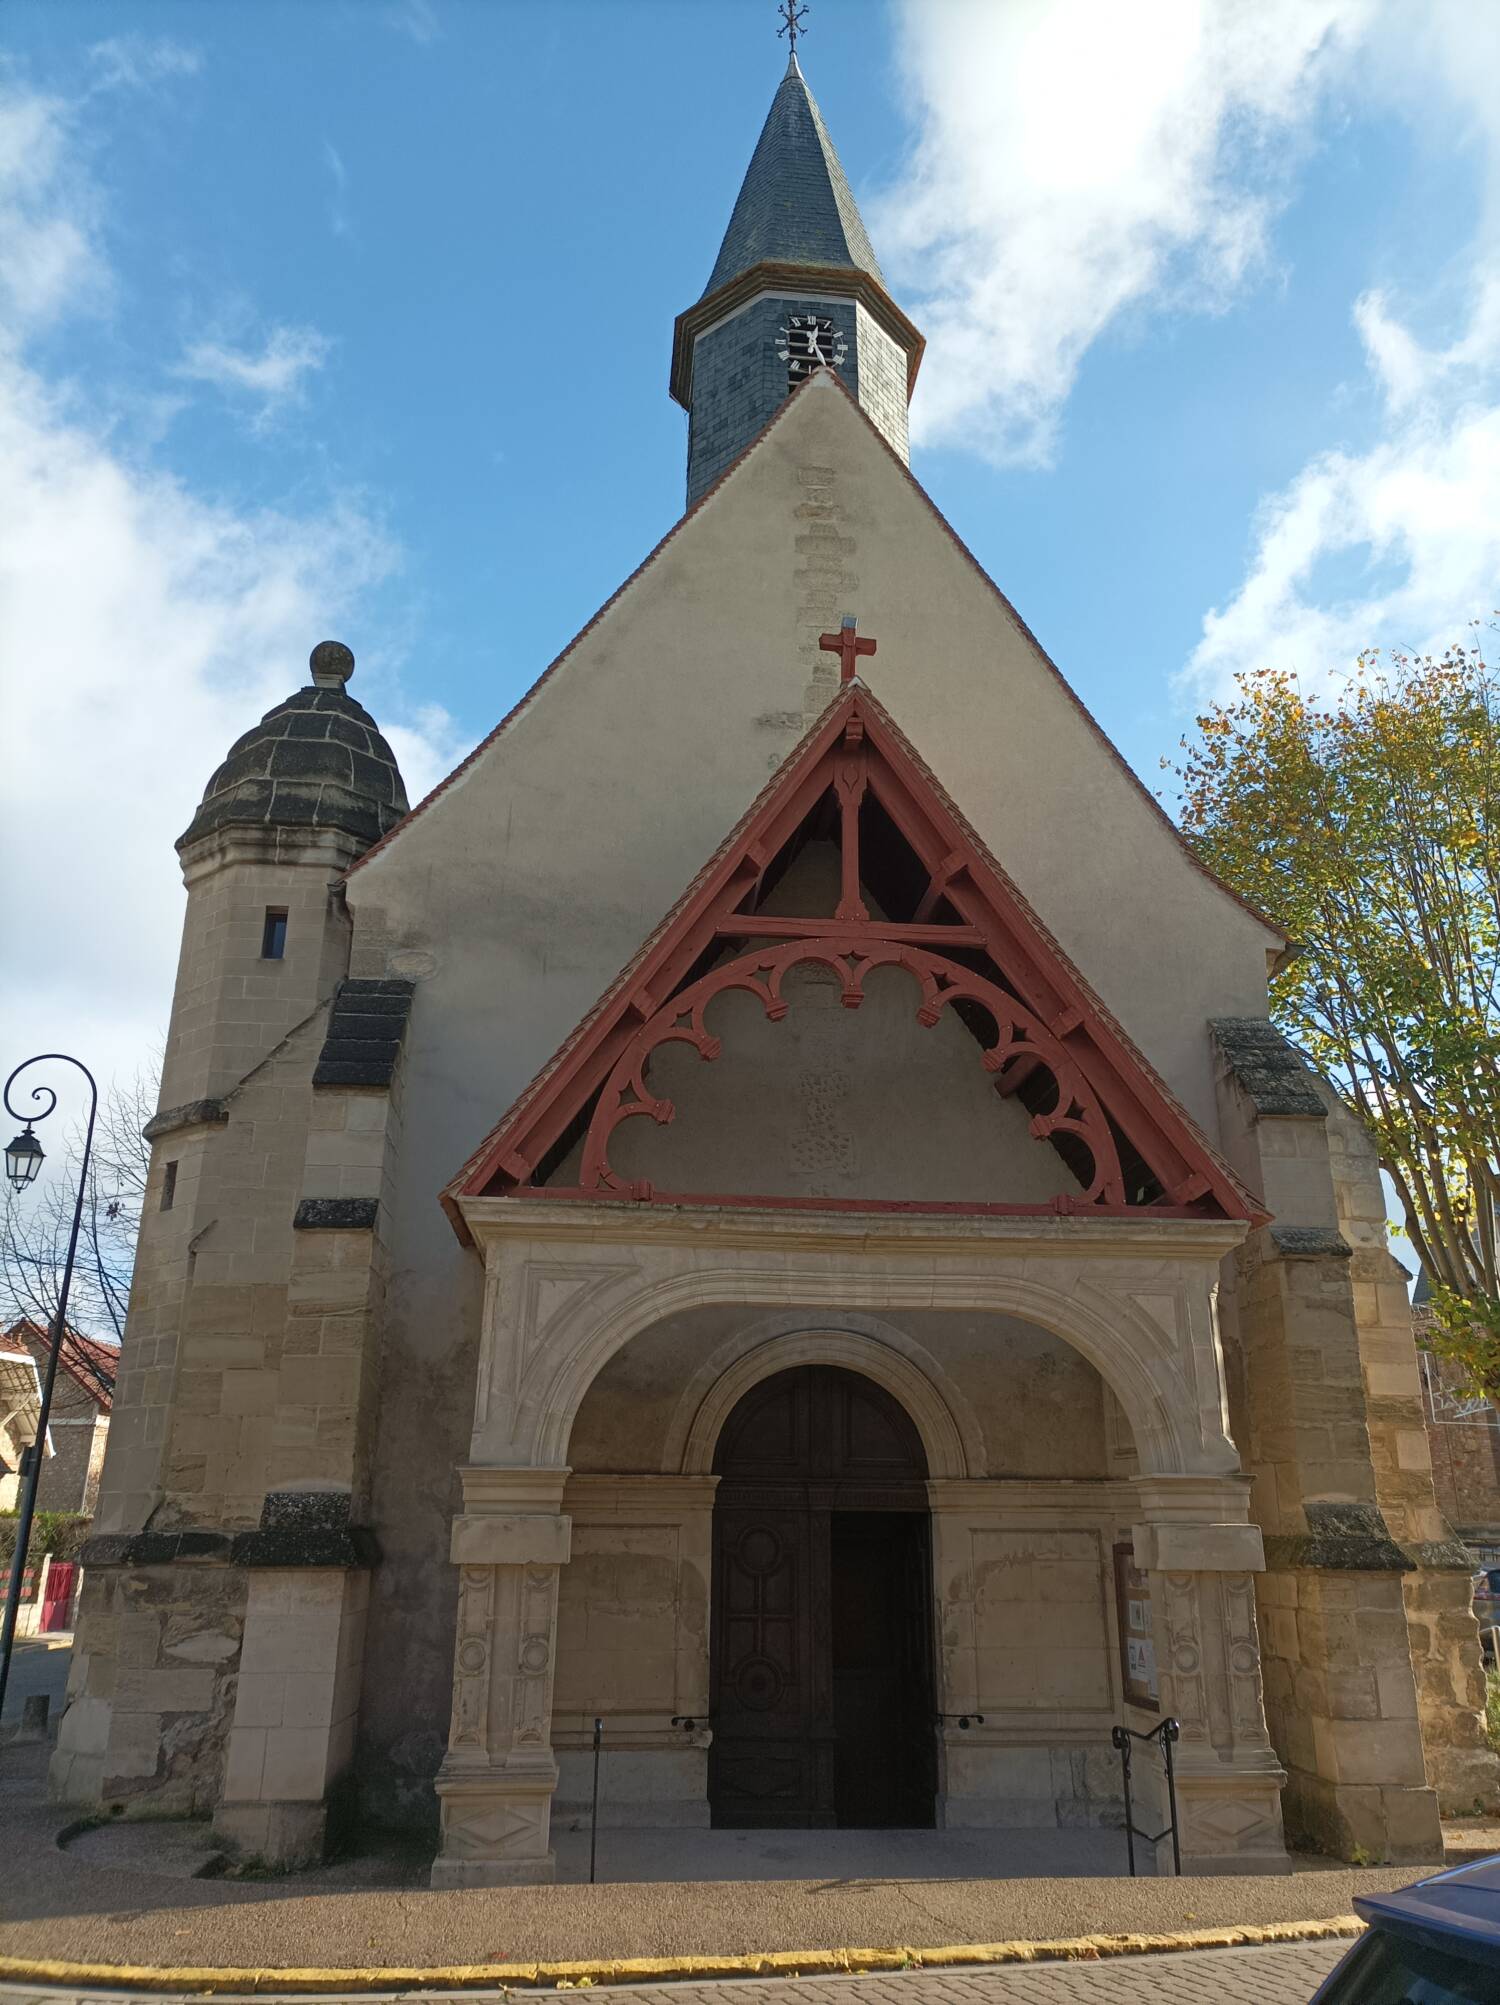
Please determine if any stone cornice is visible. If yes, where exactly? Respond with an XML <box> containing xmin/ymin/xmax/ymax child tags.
<box><xmin>178</xmin><ymin>820</ymin><xmax>364</xmax><ymax>886</ymax></box>
<box><xmin>143</xmin><ymin>1097</ymin><xmax>228</xmax><ymax>1143</ymax></box>
<box><xmin>457</xmin><ymin>1464</ymin><xmax>571</xmax><ymax>1512</ymax></box>
<box><xmin>670</xmin><ymin>259</ymin><xmax>925</xmax><ymax>409</ymax></box>
<box><xmin>564</xmin><ymin>1474</ymin><xmax>721</xmax><ymax>1513</ymax></box>
<box><xmin>456</xmin><ymin>1193</ymin><xmax>1248</xmax><ymax>1264</ymax></box>
<box><xmin>924</xmin><ymin>1475</ymin><xmax>1139</xmax><ymax>1514</ymax></box>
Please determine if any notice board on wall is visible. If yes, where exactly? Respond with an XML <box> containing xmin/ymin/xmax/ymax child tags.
<box><xmin>1113</xmin><ymin>1542</ymin><xmax>1158</xmax><ymax>1709</ymax></box>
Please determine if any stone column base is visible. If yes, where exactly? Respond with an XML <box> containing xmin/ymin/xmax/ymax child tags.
<box><xmin>431</xmin><ymin>1764</ymin><xmax>558</xmax><ymax>1887</ymax></box>
<box><xmin>1167</xmin><ymin>1770</ymin><xmax>1291</xmax><ymax>1875</ymax></box>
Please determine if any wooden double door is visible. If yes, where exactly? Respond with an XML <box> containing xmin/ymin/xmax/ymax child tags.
<box><xmin>709</xmin><ymin>1366</ymin><xmax>937</xmax><ymax>1829</ymax></box>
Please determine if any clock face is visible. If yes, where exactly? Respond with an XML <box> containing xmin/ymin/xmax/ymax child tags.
<box><xmin>778</xmin><ymin>313</ymin><xmax>848</xmax><ymax>378</ymax></box>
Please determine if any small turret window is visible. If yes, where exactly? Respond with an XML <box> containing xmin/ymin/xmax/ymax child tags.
<box><xmin>161</xmin><ymin>1161</ymin><xmax>178</xmax><ymax>1212</ymax></box>
<box><xmin>261</xmin><ymin>908</ymin><xmax>288</xmax><ymax>960</ymax></box>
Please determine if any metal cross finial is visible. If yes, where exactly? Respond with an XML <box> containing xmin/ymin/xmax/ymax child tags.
<box><xmin>778</xmin><ymin>0</ymin><xmax>809</xmax><ymax>57</ymax></box>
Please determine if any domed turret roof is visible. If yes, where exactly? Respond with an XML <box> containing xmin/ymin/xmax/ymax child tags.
<box><xmin>180</xmin><ymin>642</ymin><xmax>409</xmax><ymax>853</ymax></box>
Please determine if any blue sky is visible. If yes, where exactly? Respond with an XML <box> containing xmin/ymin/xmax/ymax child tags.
<box><xmin>3</xmin><ymin>0</ymin><xmax>1499</xmax><ymax>1153</ymax></box>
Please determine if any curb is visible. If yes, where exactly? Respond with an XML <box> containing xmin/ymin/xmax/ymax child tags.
<box><xmin>0</xmin><ymin>1917</ymin><xmax>1365</xmax><ymax>1993</ymax></box>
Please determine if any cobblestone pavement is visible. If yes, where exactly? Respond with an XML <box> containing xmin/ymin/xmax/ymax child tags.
<box><xmin>0</xmin><ymin>1942</ymin><xmax>1353</xmax><ymax>2005</ymax></box>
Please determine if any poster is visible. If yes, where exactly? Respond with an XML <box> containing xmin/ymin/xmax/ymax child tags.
<box><xmin>1113</xmin><ymin>1541</ymin><xmax>1158</xmax><ymax>1709</ymax></box>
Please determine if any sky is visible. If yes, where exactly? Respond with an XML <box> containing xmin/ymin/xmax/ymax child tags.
<box><xmin>2</xmin><ymin>0</ymin><xmax>1498</xmax><ymax>1262</ymax></box>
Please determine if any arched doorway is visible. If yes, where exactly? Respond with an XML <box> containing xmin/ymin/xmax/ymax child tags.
<box><xmin>709</xmin><ymin>1364</ymin><xmax>935</xmax><ymax>1829</ymax></box>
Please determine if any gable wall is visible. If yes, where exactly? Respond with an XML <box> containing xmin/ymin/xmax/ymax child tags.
<box><xmin>344</xmin><ymin>376</ymin><xmax>1273</xmax><ymax>1810</ymax></box>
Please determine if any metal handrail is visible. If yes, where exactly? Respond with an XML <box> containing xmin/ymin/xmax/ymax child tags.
<box><xmin>1111</xmin><ymin>1716</ymin><xmax>1181</xmax><ymax>1876</ymax></box>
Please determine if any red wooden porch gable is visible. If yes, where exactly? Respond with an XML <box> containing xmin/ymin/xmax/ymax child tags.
<box><xmin>444</xmin><ymin>685</ymin><xmax>1262</xmax><ymax>1233</ymax></box>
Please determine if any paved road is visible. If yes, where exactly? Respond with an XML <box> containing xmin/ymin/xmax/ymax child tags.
<box><xmin>0</xmin><ymin>1943</ymin><xmax>1352</xmax><ymax>2004</ymax></box>
<box><xmin>0</xmin><ymin>1639</ymin><xmax>70</xmax><ymax>1729</ymax></box>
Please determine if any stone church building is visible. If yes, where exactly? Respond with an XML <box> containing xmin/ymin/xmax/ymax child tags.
<box><xmin>53</xmin><ymin>55</ymin><xmax>1496</xmax><ymax>1881</ymax></box>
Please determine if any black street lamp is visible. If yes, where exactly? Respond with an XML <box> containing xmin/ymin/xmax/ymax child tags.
<box><xmin>0</xmin><ymin>1054</ymin><xmax>98</xmax><ymax>1734</ymax></box>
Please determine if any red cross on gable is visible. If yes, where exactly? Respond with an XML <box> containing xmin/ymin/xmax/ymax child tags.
<box><xmin>820</xmin><ymin>614</ymin><xmax>876</xmax><ymax>685</ymax></box>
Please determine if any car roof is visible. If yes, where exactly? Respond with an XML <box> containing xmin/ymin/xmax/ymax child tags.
<box><xmin>1355</xmin><ymin>1853</ymin><xmax>1500</xmax><ymax>1948</ymax></box>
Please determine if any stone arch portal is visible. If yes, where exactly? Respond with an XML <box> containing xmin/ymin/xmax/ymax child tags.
<box><xmin>494</xmin><ymin>1241</ymin><xmax>1235</xmax><ymax>1482</ymax></box>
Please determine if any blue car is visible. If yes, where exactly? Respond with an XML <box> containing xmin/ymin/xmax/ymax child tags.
<box><xmin>1312</xmin><ymin>1853</ymin><xmax>1500</xmax><ymax>2000</ymax></box>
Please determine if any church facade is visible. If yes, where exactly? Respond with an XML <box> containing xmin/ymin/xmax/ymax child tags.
<box><xmin>53</xmin><ymin>56</ymin><xmax>1496</xmax><ymax>1883</ymax></box>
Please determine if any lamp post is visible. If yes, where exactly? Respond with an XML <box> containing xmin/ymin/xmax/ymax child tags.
<box><xmin>1</xmin><ymin>1054</ymin><xmax>97</xmax><ymax>1732</ymax></box>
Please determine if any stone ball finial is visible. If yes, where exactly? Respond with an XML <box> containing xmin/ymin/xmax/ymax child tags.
<box><xmin>309</xmin><ymin>640</ymin><xmax>355</xmax><ymax>689</ymax></box>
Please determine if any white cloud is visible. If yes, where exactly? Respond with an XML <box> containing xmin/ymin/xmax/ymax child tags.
<box><xmin>1184</xmin><ymin>272</ymin><xmax>1500</xmax><ymax>694</ymax></box>
<box><xmin>0</xmin><ymin>79</ymin><xmax>107</xmax><ymax>332</ymax></box>
<box><xmin>323</xmin><ymin>140</ymin><xmax>351</xmax><ymax>238</ymax></box>
<box><xmin>176</xmin><ymin>324</ymin><xmax>333</xmax><ymax>419</ymax></box>
<box><xmin>87</xmin><ymin>37</ymin><xmax>201</xmax><ymax>94</ymax></box>
<box><xmin>877</xmin><ymin>0</ymin><xmax>1373</xmax><ymax>465</ymax></box>
<box><xmin>0</xmin><ymin>77</ymin><xmax>452</xmax><ymax>1100</ymax></box>
<box><xmin>386</xmin><ymin>1</ymin><xmax>441</xmax><ymax>47</ymax></box>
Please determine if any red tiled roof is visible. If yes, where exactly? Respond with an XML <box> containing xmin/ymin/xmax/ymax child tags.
<box><xmin>1</xmin><ymin>1320</ymin><xmax>117</xmax><ymax>1411</ymax></box>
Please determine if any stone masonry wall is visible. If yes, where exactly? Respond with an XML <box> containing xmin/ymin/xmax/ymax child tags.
<box><xmin>1324</xmin><ymin>1090</ymin><xmax>1499</xmax><ymax>1817</ymax></box>
<box><xmin>1212</xmin><ymin>1022</ymin><xmax>1445</xmax><ymax>1859</ymax></box>
<box><xmin>52</xmin><ymin>1560</ymin><xmax>246</xmax><ymax>1814</ymax></box>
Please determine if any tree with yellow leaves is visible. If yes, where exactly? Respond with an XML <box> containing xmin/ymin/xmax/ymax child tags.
<box><xmin>1172</xmin><ymin>634</ymin><xmax>1500</xmax><ymax>1396</ymax></box>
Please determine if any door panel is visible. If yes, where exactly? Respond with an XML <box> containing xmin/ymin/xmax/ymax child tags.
<box><xmin>709</xmin><ymin>1366</ymin><xmax>935</xmax><ymax>1829</ymax></box>
<box><xmin>711</xmin><ymin>1505</ymin><xmax>832</xmax><ymax>1825</ymax></box>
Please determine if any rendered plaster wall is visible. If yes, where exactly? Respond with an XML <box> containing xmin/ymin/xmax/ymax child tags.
<box><xmin>931</xmin><ymin>1487</ymin><xmax>1133</xmax><ymax>1830</ymax></box>
<box><xmin>563</xmin><ymin>1306</ymin><xmax>1109</xmax><ymax>1480</ymax></box>
<box><xmin>552</xmin><ymin>1477</ymin><xmax>715</xmax><ymax>1829</ymax></box>
<box><xmin>340</xmin><ymin>373</ymin><xmax>1276</xmax><ymax>1811</ymax></box>
<box><xmin>600</xmin><ymin>959</ymin><xmax>1081</xmax><ymax>1206</ymax></box>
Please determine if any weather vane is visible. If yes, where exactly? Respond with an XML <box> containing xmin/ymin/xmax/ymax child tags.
<box><xmin>778</xmin><ymin>0</ymin><xmax>809</xmax><ymax>57</ymax></box>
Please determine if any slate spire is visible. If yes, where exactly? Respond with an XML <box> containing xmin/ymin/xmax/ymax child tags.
<box><xmin>703</xmin><ymin>53</ymin><xmax>884</xmax><ymax>297</ymax></box>
<box><xmin>671</xmin><ymin>56</ymin><xmax>923</xmax><ymax>506</ymax></box>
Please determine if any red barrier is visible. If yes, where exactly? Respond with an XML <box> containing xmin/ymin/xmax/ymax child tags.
<box><xmin>40</xmin><ymin>1561</ymin><xmax>78</xmax><ymax>1632</ymax></box>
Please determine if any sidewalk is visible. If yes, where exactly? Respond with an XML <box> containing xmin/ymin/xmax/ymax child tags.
<box><xmin>0</xmin><ymin>1742</ymin><xmax>1408</xmax><ymax>1985</ymax></box>
<box><xmin>0</xmin><ymin>1637</ymin><xmax>72</xmax><ymax>1731</ymax></box>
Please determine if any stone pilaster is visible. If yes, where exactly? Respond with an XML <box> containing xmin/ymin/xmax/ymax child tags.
<box><xmin>1132</xmin><ymin>1477</ymin><xmax>1288</xmax><ymax>1873</ymax></box>
<box><xmin>431</xmin><ymin>1467</ymin><xmax>572</xmax><ymax>1887</ymax></box>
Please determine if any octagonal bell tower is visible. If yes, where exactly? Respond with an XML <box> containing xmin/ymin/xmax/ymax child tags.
<box><xmin>671</xmin><ymin>52</ymin><xmax>924</xmax><ymax>506</ymax></box>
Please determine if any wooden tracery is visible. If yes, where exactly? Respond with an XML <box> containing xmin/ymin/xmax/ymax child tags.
<box><xmin>444</xmin><ymin>684</ymin><xmax>1261</xmax><ymax>1232</ymax></box>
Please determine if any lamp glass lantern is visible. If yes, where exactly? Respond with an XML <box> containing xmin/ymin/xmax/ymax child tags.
<box><xmin>5</xmin><ymin>1125</ymin><xmax>44</xmax><ymax>1191</ymax></box>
